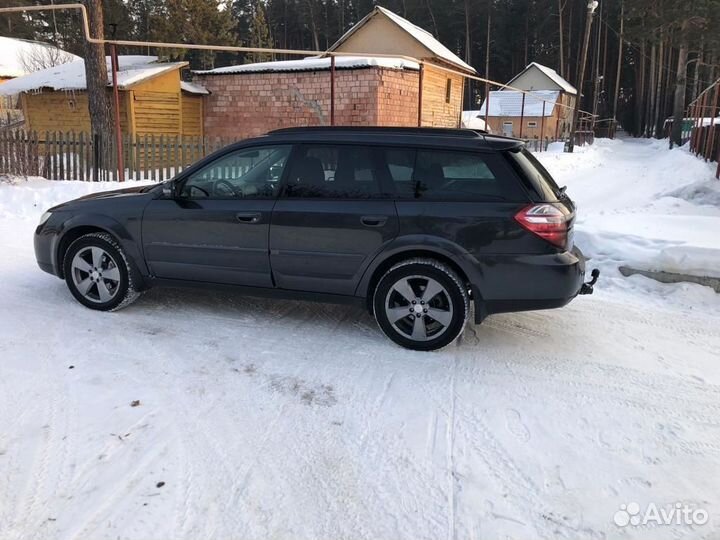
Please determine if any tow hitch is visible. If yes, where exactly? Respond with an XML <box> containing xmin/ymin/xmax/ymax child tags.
<box><xmin>579</xmin><ymin>268</ymin><xmax>600</xmax><ymax>295</ymax></box>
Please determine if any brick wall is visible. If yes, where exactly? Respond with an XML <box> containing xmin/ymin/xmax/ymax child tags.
<box><xmin>195</xmin><ymin>67</ymin><xmax>422</xmax><ymax>140</ymax></box>
<box><xmin>377</xmin><ymin>69</ymin><xmax>419</xmax><ymax>126</ymax></box>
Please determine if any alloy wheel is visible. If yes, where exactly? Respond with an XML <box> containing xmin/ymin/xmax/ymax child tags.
<box><xmin>70</xmin><ymin>246</ymin><xmax>121</xmax><ymax>303</ymax></box>
<box><xmin>384</xmin><ymin>275</ymin><xmax>453</xmax><ymax>341</ymax></box>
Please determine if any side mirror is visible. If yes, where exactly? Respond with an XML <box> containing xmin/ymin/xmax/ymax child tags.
<box><xmin>162</xmin><ymin>182</ymin><xmax>176</xmax><ymax>198</ymax></box>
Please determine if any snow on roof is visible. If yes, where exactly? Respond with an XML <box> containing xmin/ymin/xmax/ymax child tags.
<box><xmin>461</xmin><ymin>110</ymin><xmax>490</xmax><ymax>132</ymax></box>
<box><xmin>478</xmin><ymin>90</ymin><xmax>559</xmax><ymax>117</ymax></box>
<box><xmin>328</xmin><ymin>6</ymin><xmax>475</xmax><ymax>73</ymax></box>
<box><xmin>180</xmin><ymin>80</ymin><xmax>209</xmax><ymax>95</ymax></box>
<box><xmin>194</xmin><ymin>55</ymin><xmax>419</xmax><ymax>75</ymax></box>
<box><xmin>0</xmin><ymin>56</ymin><xmax>188</xmax><ymax>96</ymax></box>
<box><xmin>507</xmin><ymin>62</ymin><xmax>577</xmax><ymax>95</ymax></box>
<box><xmin>0</xmin><ymin>36</ymin><xmax>80</xmax><ymax>78</ymax></box>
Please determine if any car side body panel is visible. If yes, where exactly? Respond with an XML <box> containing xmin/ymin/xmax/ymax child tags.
<box><xmin>270</xmin><ymin>199</ymin><xmax>399</xmax><ymax>295</ymax></box>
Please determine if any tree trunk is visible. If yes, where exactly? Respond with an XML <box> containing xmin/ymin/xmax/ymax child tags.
<box><xmin>635</xmin><ymin>41</ymin><xmax>646</xmax><ymax>136</ymax></box>
<box><xmin>691</xmin><ymin>36</ymin><xmax>704</xmax><ymax>102</ymax></box>
<box><xmin>306</xmin><ymin>0</ymin><xmax>320</xmax><ymax>51</ymax></box>
<box><xmin>83</xmin><ymin>0</ymin><xmax>114</xmax><ymax>141</ymax></box>
<box><xmin>612</xmin><ymin>0</ymin><xmax>623</xmax><ymax>130</ymax></box>
<box><xmin>670</xmin><ymin>23</ymin><xmax>690</xmax><ymax>148</ymax></box>
<box><xmin>425</xmin><ymin>0</ymin><xmax>439</xmax><ymax>36</ymax></box>
<box><xmin>646</xmin><ymin>43</ymin><xmax>656</xmax><ymax>137</ymax></box>
<box><xmin>652</xmin><ymin>38</ymin><xmax>664</xmax><ymax>137</ymax></box>
<box><xmin>558</xmin><ymin>0</ymin><xmax>565</xmax><ymax>78</ymax></box>
<box><xmin>524</xmin><ymin>6</ymin><xmax>529</xmax><ymax>66</ymax></box>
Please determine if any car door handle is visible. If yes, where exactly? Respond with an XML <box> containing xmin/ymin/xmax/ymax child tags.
<box><xmin>360</xmin><ymin>215</ymin><xmax>388</xmax><ymax>227</ymax></box>
<box><xmin>236</xmin><ymin>212</ymin><xmax>262</xmax><ymax>224</ymax></box>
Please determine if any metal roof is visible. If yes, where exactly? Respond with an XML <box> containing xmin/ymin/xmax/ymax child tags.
<box><xmin>194</xmin><ymin>56</ymin><xmax>419</xmax><ymax>76</ymax></box>
<box><xmin>479</xmin><ymin>90</ymin><xmax>560</xmax><ymax>117</ymax></box>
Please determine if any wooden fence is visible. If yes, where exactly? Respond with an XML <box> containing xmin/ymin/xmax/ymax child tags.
<box><xmin>2</xmin><ymin>128</ymin><xmax>576</xmax><ymax>181</ymax></box>
<box><xmin>0</xmin><ymin>130</ymin><xmax>236</xmax><ymax>181</ymax></box>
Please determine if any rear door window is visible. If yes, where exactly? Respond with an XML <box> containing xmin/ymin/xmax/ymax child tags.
<box><xmin>384</xmin><ymin>148</ymin><xmax>525</xmax><ymax>201</ymax></box>
<box><xmin>284</xmin><ymin>145</ymin><xmax>388</xmax><ymax>199</ymax></box>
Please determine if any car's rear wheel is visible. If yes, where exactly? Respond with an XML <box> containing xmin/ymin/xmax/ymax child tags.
<box><xmin>63</xmin><ymin>232</ymin><xmax>140</xmax><ymax>311</ymax></box>
<box><xmin>373</xmin><ymin>258</ymin><xmax>469</xmax><ymax>351</ymax></box>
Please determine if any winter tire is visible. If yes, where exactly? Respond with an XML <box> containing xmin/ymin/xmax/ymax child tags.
<box><xmin>63</xmin><ymin>232</ymin><xmax>140</xmax><ymax>311</ymax></box>
<box><xmin>373</xmin><ymin>258</ymin><xmax>469</xmax><ymax>351</ymax></box>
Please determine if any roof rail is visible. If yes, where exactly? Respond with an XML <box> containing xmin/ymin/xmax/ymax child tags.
<box><xmin>267</xmin><ymin>126</ymin><xmax>481</xmax><ymax>137</ymax></box>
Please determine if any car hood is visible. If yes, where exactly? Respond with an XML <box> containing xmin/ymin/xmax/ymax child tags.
<box><xmin>75</xmin><ymin>184</ymin><xmax>156</xmax><ymax>201</ymax></box>
<box><xmin>49</xmin><ymin>184</ymin><xmax>159</xmax><ymax>212</ymax></box>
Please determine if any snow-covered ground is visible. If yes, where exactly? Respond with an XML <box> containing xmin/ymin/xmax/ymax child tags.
<box><xmin>0</xmin><ymin>138</ymin><xmax>719</xmax><ymax>540</ymax></box>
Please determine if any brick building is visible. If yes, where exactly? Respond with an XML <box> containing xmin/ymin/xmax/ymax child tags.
<box><xmin>194</xmin><ymin>6</ymin><xmax>476</xmax><ymax>140</ymax></box>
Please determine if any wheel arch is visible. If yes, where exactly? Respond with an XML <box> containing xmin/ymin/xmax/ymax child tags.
<box><xmin>56</xmin><ymin>215</ymin><xmax>147</xmax><ymax>288</ymax></box>
<box><xmin>357</xmin><ymin>241</ymin><xmax>484</xmax><ymax>318</ymax></box>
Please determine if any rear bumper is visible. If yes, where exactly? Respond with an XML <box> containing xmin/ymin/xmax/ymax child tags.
<box><xmin>473</xmin><ymin>247</ymin><xmax>586</xmax><ymax>323</ymax></box>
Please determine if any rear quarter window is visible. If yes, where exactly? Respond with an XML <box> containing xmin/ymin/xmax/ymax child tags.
<box><xmin>505</xmin><ymin>147</ymin><xmax>562</xmax><ymax>201</ymax></box>
<box><xmin>384</xmin><ymin>148</ymin><xmax>527</xmax><ymax>202</ymax></box>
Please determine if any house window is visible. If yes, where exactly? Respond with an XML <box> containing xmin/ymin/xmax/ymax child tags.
<box><xmin>527</xmin><ymin>121</ymin><xmax>538</xmax><ymax>128</ymax></box>
<box><xmin>445</xmin><ymin>79</ymin><xmax>452</xmax><ymax>103</ymax></box>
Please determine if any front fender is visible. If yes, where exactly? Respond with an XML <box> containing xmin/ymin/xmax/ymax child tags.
<box><xmin>55</xmin><ymin>213</ymin><xmax>149</xmax><ymax>285</ymax></box>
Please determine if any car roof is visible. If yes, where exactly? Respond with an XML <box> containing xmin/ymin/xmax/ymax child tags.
<box><xmin>251</xmin><ymin>126</ymin><xmax>524</xmax><ymax>151</ymax></box>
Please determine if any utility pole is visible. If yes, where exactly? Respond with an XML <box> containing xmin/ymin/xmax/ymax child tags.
<box><xmin>567</xmin><ymin>0</ymin><xmax>598</xmax><ymax>152</ymax></box>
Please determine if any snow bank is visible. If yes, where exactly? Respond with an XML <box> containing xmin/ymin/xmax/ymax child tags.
<box><xmin>537</xmin><ymin>137</ymin><xmax>720</xmax><ymax>302</ymax></box>
<box><xmin>0</xmin><ymin>178</ymin><xmax>152</xmax><ymax>220</ymax></box>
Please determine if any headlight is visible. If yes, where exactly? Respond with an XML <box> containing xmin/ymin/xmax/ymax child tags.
<box><xmin>38</xmin><ymin>211</ymin><xmax>52</xmax><ymax>226</ymax></box>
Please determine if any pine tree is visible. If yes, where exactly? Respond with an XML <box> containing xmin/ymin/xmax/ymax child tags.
<box><xmin>247</xmin><ymin>4</ymin><xmax>274</xmax><ymax>63</ymax></box>
<box><xmin>153</xmin><ymin>0</ymin><xmax>237</xmax><ymax>69</ymax></box>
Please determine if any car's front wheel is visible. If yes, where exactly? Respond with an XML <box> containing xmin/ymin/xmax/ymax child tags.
<box><xmin>63</xmin><ymin>232</ymin><xmax>140</xmax><ymax>311</ymax></box>
<box><xmin>373</xmin><ymin>258</ymin><xmax>469</xmax><ymax>351</ymax></box>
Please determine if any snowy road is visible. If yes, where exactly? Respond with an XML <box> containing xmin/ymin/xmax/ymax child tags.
<box><xmin>1</xmin><ymin>139</ymin><xmax>720</xmax><ymax>540</ymax></box>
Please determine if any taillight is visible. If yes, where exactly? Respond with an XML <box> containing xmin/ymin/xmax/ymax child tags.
<box><xmin>514</xmin><ymin>203</ymin><xmax>570</xmax><ymax>248</ymax></box>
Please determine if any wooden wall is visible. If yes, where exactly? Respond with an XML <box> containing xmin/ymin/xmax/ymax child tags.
<box><xmin>20</xmin><ymin>68</ymin><xmax>204</xmax><ymax>138</ymax></box>
<box><xmin>23</xmin><ymin>91</ymin><xmax>129</xmax><ymax>139</ymax></box>
<box><xmin>486</xmin><ymin>110</ymin><xmax>562</xmax><ymax>139</ymax></box>
<box><xmin>181</xmin><ymin>94</ymin><xmax>203</xmax><ymax>136</ymax></box>
<box><xmin>420</xmin><ymin>64</ymin><xmax>464</xmax><ymax>128</ymax></box>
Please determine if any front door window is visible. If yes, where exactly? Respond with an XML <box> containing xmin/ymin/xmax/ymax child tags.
<box><xmin>180</xmin><ymin>145</ymin><xmax>291</xmax><ymax>199</ymax></box>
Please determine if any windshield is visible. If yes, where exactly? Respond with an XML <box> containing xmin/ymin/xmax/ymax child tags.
<box><xmin>506</xmin><ymin>147</ymin><xmax>563</xmax><ymax>201</ymax></box>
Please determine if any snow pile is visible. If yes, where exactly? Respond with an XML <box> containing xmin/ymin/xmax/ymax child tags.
<box><xmin>537</xmin><ymin>137</ymin><xmax>720</xmax><ymax>302</ymax></box>
<box><xmin>0</xmin><ymin>178</ymin><xmax>152</xmax><ymax>220</ymax></box>
<box><xmin>460</xmin><ymin>110</ymin><xmax>490</xmax><ymax>131</ymax></box>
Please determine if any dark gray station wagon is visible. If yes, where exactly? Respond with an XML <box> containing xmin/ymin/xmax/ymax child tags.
<box><xmin>35</xmin><ymin>127</ymin><xmax>597</xmax><ymax>351</ymax></box>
